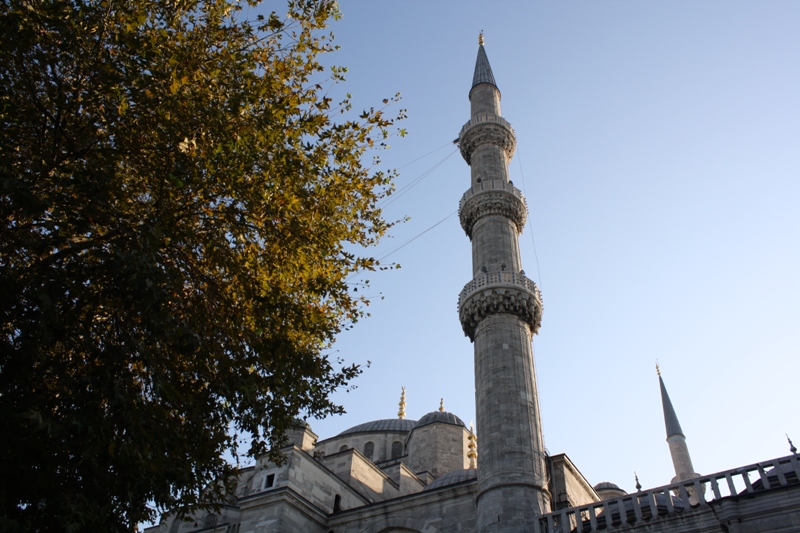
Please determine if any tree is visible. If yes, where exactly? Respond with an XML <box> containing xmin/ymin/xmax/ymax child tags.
<box><xmin>0</xmin><ymin>0</ymin><xmax>403</xmax><ymax>530</ymax></box>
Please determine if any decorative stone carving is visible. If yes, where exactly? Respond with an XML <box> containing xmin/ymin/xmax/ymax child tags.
<box><xmin>459</xmin><ymin>187</ymin><xmax>527</xmax><ymax>238</ymax></box>
<box><xmin>459</xmin><ymin>117</ymin><xmax>516</xmax><ymax>165</ymax></box>
<box><xmin>458</xmin><ymin>272</ymin><xmax>543</xmax><ymax>340</ymax></box>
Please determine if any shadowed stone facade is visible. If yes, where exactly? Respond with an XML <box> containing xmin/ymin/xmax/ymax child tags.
<box><xmin>146</xmin><ymin>40</ymin><xmax>800</xmax><ymax>533</ymax></box>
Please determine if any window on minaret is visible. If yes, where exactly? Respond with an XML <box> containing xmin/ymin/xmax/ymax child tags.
<box><xmin>363</xmin><ymin>441</ymin><xmax>374</xmax><ymax>461</ymax></box>
<box><xmin>391</xmin><ymin>441</ymin><xmax>402</xmax><ymax>459</ymax></box>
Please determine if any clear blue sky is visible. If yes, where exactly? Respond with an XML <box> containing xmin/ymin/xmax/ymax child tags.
<box><xmin>299</xmin><ymin>1</ymin><xmax>800</xmax><ymax>494</ymax></box>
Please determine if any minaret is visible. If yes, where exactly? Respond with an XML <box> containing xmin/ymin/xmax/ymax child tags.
<box><xmin>657</xmin><ymin>364</ymin><xmax>700</xmax><ymax>484</ymax></box>
<box><xmin>457</xmin><ymin>35</ymin><xmax>549</xmax><ymax>531</ymax></box>
<box><xmin>398</xmin><ymin>386</ymin><xmax>406</xmax><ymax>420</ymax></box>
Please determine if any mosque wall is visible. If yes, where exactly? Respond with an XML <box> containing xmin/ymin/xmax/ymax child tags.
<box><xmin>319</xmin><ymin>448</ymin><xmax>407</xmax><ymax>503</ymax></box>
<box><xmin>549</xmin><ymin>453</ymin><xmax>600</xmax><ymax>510</ymax></box>
<box><xmin>406</xmin><ymin>424</ymin><xmax>471</xmax><ymax>479</ymax></box>
<box><xmin>316</xmin><ymin>431</ymin><xmax>409</xmax><ymax>464</ymax></box>
<box><xmin>328</xmin><ymin>482</ymin><xmax>478</xmax><ymax>533</ymax></box>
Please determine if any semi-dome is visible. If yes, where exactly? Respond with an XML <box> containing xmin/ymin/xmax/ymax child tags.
<box><xmin>415</xmin><ymin>411</ymin><xmax>466</xmax><ymax>429</ymax></box>
<box><xmin>423</xmin><ymin>468</ymin><xmax>477</xmax><ymax>491</ymax></box>
<box><xmin>338</xmin><ymin>418</ymin><xmax>417</xmax><ymax>436</ymax></box>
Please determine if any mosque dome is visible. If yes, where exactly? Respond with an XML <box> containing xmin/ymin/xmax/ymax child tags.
<box><xmin>594</xmin><ymin>482</ymin><xmax>622</xmax><ymax>492</ymax></box>
<box><xmin>415</xmin><ymin>410</ymin><xmax>466</xmax><ymax>429</ymax></box>
<box><xmin>423</xmin><ymin>468</ymin><xmax>477</xmax><ymax>491</ymax></box>
<box><xmin>594</xmin><ymin>481</ymin><xmax>627</xmax><ymax>499</ymax></box>
<box><xmin>337</xmin><ymin>418</ymin><xmax>417</xmax><ymax>436</ymax></box>
<box><xmin>750</xmin><ymin>463</ymin><xmax>799</xmax><ymax>492</ymax></box>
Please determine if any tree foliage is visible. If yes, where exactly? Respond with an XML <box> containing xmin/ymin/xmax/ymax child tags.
<box><xmin>0</xmin><ymin>0</ymin><xmax>402</xmax><ymax>529</ymax></box>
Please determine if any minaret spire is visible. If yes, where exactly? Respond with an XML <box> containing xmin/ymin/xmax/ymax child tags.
<box><xmin>471</xmin><ymin>37</ymin><xmax>497</xmax><ymax>95</ymax></box>
<box><xmin>457</xmin><ymin>39</ymin><xmax>548</xmax><ymax>531</ymax></box>
<box><xmin>658</xmin><ymin>367</ymin><xmax>700</xmax><ymax>486</ymax></box>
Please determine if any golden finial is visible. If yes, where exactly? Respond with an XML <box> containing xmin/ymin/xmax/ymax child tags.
<box><xmin>655</xmin><ymin>360</ymin><xmax>661</xmax><ymax>376</ymax></box>
<box><xmin>398</xmin><ymin>386</ymin><xmax>406</xmax><ymax>420</ymax></box>
<box><xmin>439</xmin><ymin>398</ymin><xmax>445</xmax><ymax>412</ymax></box>
<box><xmin>478</xmin><ymin>31</ymin><xmax>484</xmax><ymax>46</ymax></box>
<box><xmin>468</xmin><ymin>422</ymin><xmax>478</xmax><ymax>468</ymax></box>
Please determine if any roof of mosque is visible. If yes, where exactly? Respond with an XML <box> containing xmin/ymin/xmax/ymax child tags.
<box><xmin>423</xmin><ymin>468</ymin><xmax>477</xmax><ymax>491</ymax></box>
<box><xmin>337</xmin><ymin>418</ymin><xmax>417</xmax><ymax>436</ymax></box>
<box><xmin>594</xmin><ymin>481</ymin><xmax>625</xmax><ymax>492</ymax></box>
<box><xmin>415</xmin><ymin>410</ymin><xmax>466</xmax><ymax>429</ymax></box>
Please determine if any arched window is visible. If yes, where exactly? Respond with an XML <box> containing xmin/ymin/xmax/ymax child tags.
<box><xmin>339</xmin><ymin>445</ymin><xmax>348</xmax><ymax>452</ymax></box>
<box><xmin>391</xmin><ymin>441</ymin><xmax>402</xmax><ymax>459</ymax></box>
<box><xmin>363</xmin><ymin>441</ymin><xmax>374</xmax><ymax>461</ymax></box>
<box><xmin>333</xmin><ymin>494</ymin><xmax>342</xmax><ymax>513</ymax></box>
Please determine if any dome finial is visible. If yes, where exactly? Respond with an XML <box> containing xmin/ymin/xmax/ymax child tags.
<box><xmin>789</xmin><ymin>434</ymin><xmax>798</xmax><ymax>454</ymax></box>
<box><xmin>439</xmin><ymin>398</ymin><xmax>445</xmax><ymax>412</ymax></box>
<box><xmin>655</xmin><ymin>360</ymin><xmax>661</xmax><ymax>376</ymax></box>
<box><xmin>478</xmin><ymin>31</ymin><xmax>484</xmax><ymax>46</ymax></box>
<box><xmin>398</xmin><ymin>386</ymin><xmax>407</xmax><ymax>420</ymax></box>
<box><xmin>635</xmin><ymin>471</ymin><xmax>642</xmax><ymax>492</ymax></box>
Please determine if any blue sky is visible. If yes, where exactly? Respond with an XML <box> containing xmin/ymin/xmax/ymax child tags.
<box><xmin>297</xmin><ymin>1</ymin><xmax>800</xmax><ymax>494</ymax></box>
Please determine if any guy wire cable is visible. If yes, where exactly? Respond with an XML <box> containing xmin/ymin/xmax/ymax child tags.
<box><xmin>515</xmin><ymin>150</ymin><xmax>543</xmax><ymax>289</ymax></box>
<box><xmin>379</xmin><ymin>149</ymin><xmax>458</xmax><ymax>209</ymax></box>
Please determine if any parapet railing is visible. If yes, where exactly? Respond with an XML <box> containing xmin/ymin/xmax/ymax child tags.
<box><xmin>458</xmin><ymin>271</ymin><xmax>541</xmax><ymax>308</ymax></box>
<box><xmin>534</xmin><ymin>453</ymin><xmax>800</xmax><ymax>533</ymax></box>
<box><xmin>458</xmin><ymin>114</ymin><xmax>515</xmax><ymax>140</ymax></box>
<box><xmin>458</xmin><ymin>179</ymin><xmax>526</xmax><ymax>211</ymax></box>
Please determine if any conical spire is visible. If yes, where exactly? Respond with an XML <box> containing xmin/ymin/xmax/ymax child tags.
<box><xmin>658</xmin><ymin>365</ymin><xmax>684</xmax><ymax>438</ymax></box>
<box><xmin>656</xmin><ymin>364</ymin><xmax>700</xmax><ymax>491</ymax></box>
<box><xmin>471</xmin><ymin>34</ymin><xmax>497</xmax><ymax>91</ymax></box>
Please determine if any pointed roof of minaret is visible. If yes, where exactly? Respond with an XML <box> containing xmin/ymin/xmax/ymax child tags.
<box><xmin>472</xmin><ymin>33</ymin><xmax>497</xmax><ymax>91</ymax></box>
<box><xmin>658</xmin><ymin>365</ymin><xmax>684</xmax><ymax>438</ymax></box>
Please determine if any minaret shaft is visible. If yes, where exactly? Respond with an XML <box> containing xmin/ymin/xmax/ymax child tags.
<box><xmin>458</xmin><ymin>43</ymin><xmax>549</xmax><ymax>532</ymax></box>
<box><xmin>470</xmin><ymin>217</ymin><xmax>522</xmax><ymax>277</ymax></box>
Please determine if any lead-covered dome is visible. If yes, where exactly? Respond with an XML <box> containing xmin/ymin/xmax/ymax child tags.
<box><xmin>415</xmin><ymin>411</ymin><xmax>466</xmax><ymax>429</ymax></box>
<box><xmin>338</xmin><ymin>418</ymin><xmax>416</xmax><ymax>436</ymax></box>
<box><xmin>594</xmin><ymin>482</ymin><xmax>623</xmax><ymax>492</ymax></box>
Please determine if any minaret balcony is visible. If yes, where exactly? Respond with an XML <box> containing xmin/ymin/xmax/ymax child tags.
<box><xmin>458</xmin><ymin>271</ymin><xmax>543</xmax><ymax>340</ymax></box>
<box><xmin>458</xmin><ymin>114</ymin><xmax>516</xmax><ymax>165</ymax></box>
<box><xmin>459</xmin><ymin>180</ymin><xmax>527</xmax><ymax>238</ymax></box>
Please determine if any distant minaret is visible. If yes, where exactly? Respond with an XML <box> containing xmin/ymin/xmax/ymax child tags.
<box><xmin>657</xmin><ymin>364</ymin><xmax>700</xmax><ymax>484</ymax></box>
<box><xmin>398</xmin><ymin>386</ymin><xmax>406</xmax><ymax>420</ymax></box>
<box><xmin>457</xmin><ymin>34</ymin><xmax>549</xmax><ymax>531</ymax></box>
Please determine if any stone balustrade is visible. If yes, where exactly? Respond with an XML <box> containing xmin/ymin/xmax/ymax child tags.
<box><xmin>458</xmin><ymin>114</ymin><xmax>516</xmax><ymax>165</ymax></box>
<box><xmin>534</xmin><ymin>453</ymin><xmax>800</xmax><ymax>533</ymax></box>
<box><xmin>459</xmin><ymin>271</ymin><xmax>540</xmax><ymax>304</ymax></box>
<box><xmin>458</xmin><ymin>179</ymin><xmax>526</xmax><ymax>210</ymax></box>
<box><xmin>458</xmin><ymin>271</ymin><xmax>543</xmax><ymax>339</ymax></box>
<box><xmin>458</xmin><ymin>180</ymin><xmax>528</xmax><ymax>237</ymax></box>
<box><xmin>459</xmin><ymin>114</ymin><xmax>516</xmax><ymax>140</ymax></box>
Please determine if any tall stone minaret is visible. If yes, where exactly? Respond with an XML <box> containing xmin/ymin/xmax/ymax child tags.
<box><xmin>457</xmin><ymin>35</ymin><xmax>550</xmax><ymax>532</ymax></box>
<box><xmin>657</xmin><ymin>365</ymin><xmax>700</xmax><ymax>484</ymax></box>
